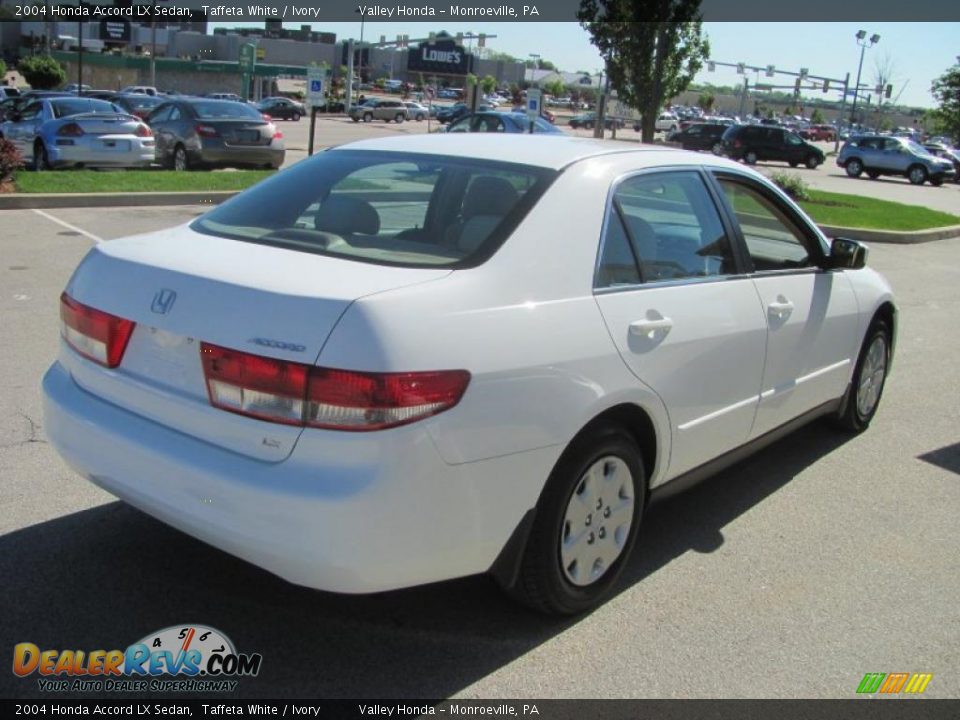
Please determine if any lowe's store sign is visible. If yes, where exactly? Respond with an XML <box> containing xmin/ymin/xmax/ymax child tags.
<box><xmin>408</xmin><ymin>39</ymin><xmax>470</xmax><ymax>75</ymax></box>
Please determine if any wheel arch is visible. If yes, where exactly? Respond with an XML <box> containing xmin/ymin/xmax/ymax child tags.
<box><xmin>488</xmin><ymin>400</ymin><xmax>661</xmax><ymax>591</ymax></box>
<box><xmin>871</xmin><ymin>301</ymin><xmax>897</xmax><ymax>372</ymax></box>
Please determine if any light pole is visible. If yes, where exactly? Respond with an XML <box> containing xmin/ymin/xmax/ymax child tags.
<box><xmin>849</xmin><ymin>30</ymin><xmax>879</xmax><ymax>126</ymax></box>
<box><xmin>527</xmin><ymin>53</ymin><xmax>539</xmax><ymax>87</ymax></box>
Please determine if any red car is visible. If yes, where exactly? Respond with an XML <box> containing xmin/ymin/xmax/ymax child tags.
<box><xmin>800</xmin><ymin>124</ymin><xmax>837</xmax><ymax>142</ymax></box>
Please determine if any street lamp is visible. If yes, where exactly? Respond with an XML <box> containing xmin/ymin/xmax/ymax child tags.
<box><xmin>527</xmin><ymin>53</ymin><xmax>539</xmax><ymax>87</ymax></box>
<box><xmin>849</xmin><ymin>30</ymin><xmax>880</xmax><ymax>125</ymax></box>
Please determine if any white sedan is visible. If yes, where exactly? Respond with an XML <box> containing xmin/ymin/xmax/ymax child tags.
<box><xmin>43</xmin><ymin>135</ymin><xmax>895</xmax><ymax>614</ymax></box>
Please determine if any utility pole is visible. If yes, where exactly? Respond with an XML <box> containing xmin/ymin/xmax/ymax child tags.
<box><xmin>835</xmin><ymin>72</ymin><xmax>850</xmax><ymax>153</ymax></box>
<box><xmin>77</xmin><ymin>19</ymin><xmax>83</xmax><ymax>95</ymax></box>
<box><xmin>150</xmin><ymin>0</ymin><xmax>157</xmax><ymax>88</ymax></box>
<box><xmin>849</xmin><ymin>30</ymin><xmax>879</xmax><ymax>125</ymax></box>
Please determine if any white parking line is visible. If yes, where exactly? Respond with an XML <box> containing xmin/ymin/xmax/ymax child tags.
<box><xmin>31</xmin><ymin>209</ymin><xmax>104</xmax><ymax>244</ymax></box>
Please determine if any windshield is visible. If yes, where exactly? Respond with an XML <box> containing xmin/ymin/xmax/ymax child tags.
<box><xmin>191</xmin><ymin>101</ymin><xmax>262</xmax><ymax>120</ymax></box>
<box><xmin>191</xmin><ymin>149</ymin><xmax>556</xmax><ymax>268</ymax></box>
<box><xmin>51</xmin><ymin>98</ymin><xmax>119</xmax><ymax>118</ymax></box>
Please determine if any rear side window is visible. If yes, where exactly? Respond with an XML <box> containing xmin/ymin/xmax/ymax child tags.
<box><xmin>596</xmin><ymin>171</ymin><xmax>735</xmax><ymax>287</ymax></box>
<box><xmin>51</xmin><ymin>99</ymin><xmax>116</xmax><ymax>117</ymax></box>
<box><xmin>192</xmin><ymin>150</ymin><xmax>555</xmax><ymax>268</ymax></box>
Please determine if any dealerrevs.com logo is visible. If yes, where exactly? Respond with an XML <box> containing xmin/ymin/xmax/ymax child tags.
<box><xmin>13</xmin><ymin>625</ymin><xmax>262</xmax><ymax>693</ymax></box>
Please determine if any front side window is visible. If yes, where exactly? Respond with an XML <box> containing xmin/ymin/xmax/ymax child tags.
<box><xmin>716</xmin><ymin>178</ymin><xmax>814</xmax><ymax>272</ymax></box>
<box><xmin>596</xmin><ymin>171</ymin><xmax>735</xmax><ymax>287</ymax></box>
<box><xmin>192</xmin><ymin>150</ymin><xmax>554</xmax><ymax>268</ymax></box>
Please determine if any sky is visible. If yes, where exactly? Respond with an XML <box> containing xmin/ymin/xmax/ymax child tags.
<box><xmin>210</xmin><ymin>21</ymin><xmax>959</xmax><ymax>108</ymax></box>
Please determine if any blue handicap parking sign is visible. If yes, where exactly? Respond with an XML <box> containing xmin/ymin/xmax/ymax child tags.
<box><xmin>310</xmin><ymin>80</ymin><xmax>322</xmax><ymax>92</ymax></box>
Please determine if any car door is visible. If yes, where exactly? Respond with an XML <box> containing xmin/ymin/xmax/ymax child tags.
<box><xmin>711</xmin><ymin>172</ymin><xmax>860</xmax><ymax>438</ymax></box>
<box><xmin>593</xmin><ymin>169</ymin><xmax>768</xmax><ymax>479</ymax></box>
<box><xmin>762</xmin><ymin>128</ymin><xmax>784</xmax><ymax>161</ymax></box>
<box><xmin>8</xmin><ymin>100</ymin><xmax>43</xmax><ymax>156</ymax></box>
<box><xmin>784</xmin><ymin>131</ymin><xmax>806</xmax><ymax>163</ymax></box>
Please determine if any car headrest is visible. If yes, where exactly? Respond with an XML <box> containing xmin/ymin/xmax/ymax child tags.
<box><xmin>462</xmin><ymin>176</ymin><xmax>519</xmax><ymax>220</ymax></box>
<box><xmin>314</xmin><ymin>196</ymin><xmax>380</xmax><ymax>236</ymax></box>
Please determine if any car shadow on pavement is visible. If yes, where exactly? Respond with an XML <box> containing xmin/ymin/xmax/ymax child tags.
<box><xmin>0</xmin><ymin>422</ymin><xmax>849</xmax><ymax>699</ymax></box>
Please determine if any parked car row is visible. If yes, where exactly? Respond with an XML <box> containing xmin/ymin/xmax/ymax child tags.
<box><xmin>0</xmin><ymin>94</ymin><xmax>286</xmax><ymax>171</ymax></box>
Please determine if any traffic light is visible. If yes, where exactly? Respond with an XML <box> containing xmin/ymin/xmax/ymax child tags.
<box><xmin>795</xmin><ymin>77</ymin><xmax>802</xmax><ymax>92</ymax></box>
<box><xmin>822</xmin><ymin>79</ymin><xmax>830</xmax><ymax>93</ymax></box>
<box><xmin>885</xmin><ymin>84</ymin><xmax>893</xmax><ymax>99</ymax></box>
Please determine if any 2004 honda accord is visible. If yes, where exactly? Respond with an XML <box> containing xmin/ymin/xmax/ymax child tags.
<box><xmin>43</xmin><ymin>135</ymin><xmax>895</xmax><ymax>614</ymax></box>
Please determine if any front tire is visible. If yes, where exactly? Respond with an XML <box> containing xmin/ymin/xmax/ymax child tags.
<box><xmin>805</xmin><ymin>154</ymin><xmax>820</xmax><ymax>169</ymax></box>
<box><xmin>907</xmin><ymin>165</ymin><xmax>927</xmax><ymax>185</ymax></box>
<box><xmin>834</xmin><ymin>321</ymin><xmax>890</xmax><ymax>433</ymax></box>
<box><xmin>504</xmin><ymin>426</ymin><xmax>646</xmax><ymax>615</ymax></box>
<box><xmin>711</xmin><ymin>141</ymin><xmax>723</xmax><ymax>156</ymax></box>
<box><xmin>395</xmin><ymin>114</ymin><xmax>405</xmax><ymax>123</ymax></box>
<box><xmin>292</xmin><ymin>112</ymin><xmax>301</xmax><ymax>122</ymax></box>
<box><xmin>744</xmin><ymin>150</ymin><xmax>758</xmax><ymax>165</ymax></box>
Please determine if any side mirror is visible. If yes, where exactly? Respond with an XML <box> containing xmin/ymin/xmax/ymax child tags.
<box><xmin>828</xmin><ymin>237</ymin><xmax>868</xmax><ymax>270</ymax></box>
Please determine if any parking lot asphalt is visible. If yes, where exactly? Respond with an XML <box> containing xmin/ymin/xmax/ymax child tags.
<box><xmin>1</xmin><ymin>206</ymin><xmax>958</xmax><ymax>699</ymax></box>
<box><xmin>278</xmin><ymin>116</ymin><xmax>960</xmax><ymax>215</ymax></box>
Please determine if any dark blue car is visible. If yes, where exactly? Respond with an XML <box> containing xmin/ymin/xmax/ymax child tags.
<box><xmin>446</xmin><ymin>112</ymin><xmax>563</xmax><ymax>134</ymax></box>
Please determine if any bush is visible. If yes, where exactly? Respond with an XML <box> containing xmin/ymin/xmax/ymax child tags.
<box><xmin>769</xmin><ymin>171</ymin><xmax>811</xmax><ymax>202</ymax></box>
<box><xmin>0</xmin><ymin>137</ymin><xmax>24</xmax><ymax>184</ymax></box>
<box><xmin>18</xmin><ymin>54</ymin><xmax>67</xmax><ymax>90</ymax></box>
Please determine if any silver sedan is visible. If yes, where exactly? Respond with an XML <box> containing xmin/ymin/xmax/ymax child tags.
<box><xmin>0</xmin><ymin>96</ymin><xmax>155</xmax><ymax>170</ymax></box>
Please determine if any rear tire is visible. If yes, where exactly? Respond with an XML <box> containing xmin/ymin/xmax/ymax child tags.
<box><xmin>292</xmin><ymin>112</ymin><xmax>300</xmax><ymax>122</ymax></box>
<box><xmin>907</xmin><ymin>165</ymin><xmax>927</xmax><ymax>185</ymax></box>
<box><xmin>172</xmin><ymin>144</ymin><xmax>189</xmax><ymax>172</ymax></box>
<box><xmin>744</xmin><ymin>150</ymin><xmax>758</xmax><ymax>165</ymax></box>
<box><xmin>363</xmin><ymin>112</ymin><xmax>373</xmax><ymax>123</ymax></box>
<box><xmin>395</xmin><ymin>114</ymin><xmax>405</xmax><ymax>123</ymax></box>
<box><xmin>930</xmin><ymin>177</ymin><xmax>943</xmax><ymax>187</ymax></box>
<box><xmin>33</xmin><ymin>141</ymin><xmax>51</xmax><ymax>171</ymax></box>
<box><xmin>867</xmin><ymin>170</ymin><xmax>880</xmax><ymax>179</ymax></box>
<box><xmin>845</xmin><ymin>158</ymin><xmax>863</xmax><ymax>178</ymax></box>
<box><xmin>503</xmin><ymin>426</ymin><xmax>646</xmax><ymax>616</ymax></box>
<box><xmin>834</xmin><ymin>321</ymin><xmax>890</xmax><ymax>433</ymax></box>
<box><xmin>711</xmin><ymin>141</ymin><xmax>723</xmax><ymax>156</ymax></box>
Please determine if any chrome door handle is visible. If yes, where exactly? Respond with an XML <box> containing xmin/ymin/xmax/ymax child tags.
<box><xmin>629</xmin><ymin>317</ymin><xmax>674</xmax><ymax>336</ymax></box>
<box><xmin>768</xmin><ymin>299</ymin><xmax>794</xmax><ymax>319</ymax></box>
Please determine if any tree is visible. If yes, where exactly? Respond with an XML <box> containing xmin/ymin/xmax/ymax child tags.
<box><xmin>810</xmin><ymin>108</ymin><xmax>825</xmax><ymax>124</ymax></box>
<box><xmin>480</xmin><ymin>74</ymin><xmax>497</xmax><ymax>96</ymax></box>
<box><xmin>0</xmin><ymin>58</ymin><xmax>6</xmax><ymax>81</ymax></box>
<box><xmin>931</xmin><ymin>57</ymin><xmax>960</xmax><ymax>141</ymax></box>
<box><xmin>697</xmin><ymin>92</ymin><xmax>714</xmax><ymax>113</ymax></box>
<box><xmin>579</xmin><ymin>0</ymin><xmax>709</xmax><ymax>142</ymax></box>
<box><xmin>18</xmin><ymin>55</ymin><xmax>66</xmax><ymax>90</ymax></box>
<box><xmin>545</xmin><ymin>79</ymin><xmax>566</xmax><ymax>98</ymax></box>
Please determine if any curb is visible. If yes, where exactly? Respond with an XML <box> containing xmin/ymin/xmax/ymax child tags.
<box><xmin>0</xmin><ymin>191</ymin><xmax>240</xmax><ymax>210</ymax></box>
<box><xmin>817</xmin><ymin>223</ymin><xmax>960</xmax><ymax>244</ymax></box>
<box><xmin>3</xmin><ymin>192</ymin><xmax>959</xmax><ymax>245</ymax></box>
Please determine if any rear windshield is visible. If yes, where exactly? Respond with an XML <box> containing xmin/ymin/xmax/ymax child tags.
<box><xmin>190</xmin><ymin>101</ymin><xmax>262</xmax><ymax>120</ymax></box>
<box><xmin>191</xmin><ymin>149</ymin><xmax>555</xmax><ymax>268</ymax></box>
<box><xmin>51</xmin><ymin>98</ymin><xmax>118</xmax><ymax>117</ymax></box>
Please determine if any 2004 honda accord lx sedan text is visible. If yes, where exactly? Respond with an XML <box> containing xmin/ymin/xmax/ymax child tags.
<box><xmin>43</xmin><ymin>135</ymin><xmax>896</xmax><ymax>615</ymax></box>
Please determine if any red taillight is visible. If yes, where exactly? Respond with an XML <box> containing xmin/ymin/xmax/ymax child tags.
<box><xmin>59</xmin><ymin>293</ymin><xmax>135</xmax><ymax>368</ymax></box>
<box><xmin>195</xmin><ymin>124</ymin><xmax>218</xmax><ymax>138</ymax></box>
<box><xmin>200</xmin><ymin>342</ymin><xmax>470</xmax><ymax>431</ymax></box>
<box><xmin>135</xmin><ymin>123</ymin><xmax>153</xmax><ymax>137</ymax></box>
<box><xmin>271</xmin><ymin>126</ymin><xmax>283</xmax><ymax>140</ymax></box>
<box><xmin>57</xmin><ymin>123</ymin><xmax>84</xmax><ymax>137</ymax></box>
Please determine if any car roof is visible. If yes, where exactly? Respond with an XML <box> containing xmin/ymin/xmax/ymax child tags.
<box><xmin>331</xmin><ymin>134</ymin><xmax>741</xmax><ymax>171</ymax></box>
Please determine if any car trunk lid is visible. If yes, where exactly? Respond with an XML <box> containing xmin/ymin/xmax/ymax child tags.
<box><xmin>61</xmin><ymin>226</ymin><xmax>451</xmax><ymax>461</ymax></box>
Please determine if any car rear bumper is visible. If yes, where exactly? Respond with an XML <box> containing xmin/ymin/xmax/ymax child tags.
<box><xmin>196</xmin><ymin>141</ymin><xmax>284</xmax><ymax>168</ymax></box>
<box><xmin>48</xmin><ymin>138</ymin><xmax>155</xmax><ymax>168</ymax></box>
<box><xmin>42</xmin><ymin>360</ymin><xmax>549</xmax><ymax>594</ymax></box>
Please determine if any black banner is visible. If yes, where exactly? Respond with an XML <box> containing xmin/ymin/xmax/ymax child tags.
<box><xmin>1</xmin><ymin>699</ymin><xmax>959</xmax><ymax>719</ymax></box>
<box><xmin>0</xmin><ymin>0</ymin><xmax>958</xmax><ymax>22</ymax></box>
<box><xmin>99</xmin><ymin>19</ymin><xmax>131</xmax><ymax>43</ymax></box>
